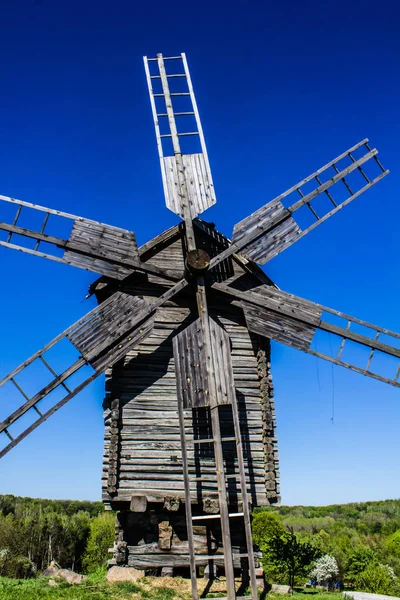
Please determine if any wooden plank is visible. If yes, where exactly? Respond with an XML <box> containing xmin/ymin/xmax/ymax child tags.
<box><xmin>67</xmin><ymin>293</ymin><xmax>155</xmax><ymax>368</ymax></box>
<box><xmin>230</xmin><ymin>396</ymin><xmax>258</xmax><ymax>600</ymax></box>
<box><xmin>0</xmin><ymin>357</ymin><xmax>86</xmax><ymax>435</ymax></box>
<box><xmin>173</xmin><ymin>318</ymin><xmax>236</xmax><ymax>409</ymax></box>
<box><xmin>176</xmin><ymin>361</ymin><xmax>199</xmax><ymax>600</ymax></box>
<box><xmin>164</xmin><ymin>154</ymin><xmax>215</xmax><ymax>218</ymax></box>
<box><xmin>232</xmin><ymin>149</ymin><xmax>387</xmax><ymax>265</ymax></box>
<box><xmin>232</xmin><ymin>198</ymin><xmax>300</xmax><ymax>264</ymax></box>
<box><xmin>181</xmin><ymin>52</ymin><xmax>216</xmax><ymax>209</ymax></box>
<box><xmin>216</xmin><ymin>283</ymin><xmax>400</xmax><ymax>360</ymax></box>
<box><xmin>194</xmin><ymin>275</ymin><xmax>235</xmax><ymax>600</ymax></box>
<box><xmin>0</xmin><ymin>370</ymin><xmax>101</xmax><ymax>460</ymax></box>
<box><xmin>208</xmin><ymin>145</ymin><xmax>387</xmax><ymax>271</ymax></box>
<box><xmin>157</xmin><ymin>53</ymin><xmax>196</xmax><ymax>252</ymax></box>
<box><xmin>0</xmin><ymin>218</ymin><xmax>180</xmax><ymax>281</ymax></box>
<box><xmin>130</xmin><ymin>495</ymin><xmax>148</xmax><ymax>512</ymax></box>
<box><xmin>243</xmin><ymin>304</ymin><xmax>316</xmax><ymax>351</ymax></box>
<box><xmin>217</xmin><ymin>283</ymin><xmax>400</xmax><ymax>387</ymax></box>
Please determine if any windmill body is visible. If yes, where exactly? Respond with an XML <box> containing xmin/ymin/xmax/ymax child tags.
<box><xmin>0</xmin><ymin>53</ymin><xmax>398</xmax><ymax>599</ymax></box>
<box><xmin>95</xmin><ymin>222</ymin><xmax>280</xmax><ymax>574</ymax></box>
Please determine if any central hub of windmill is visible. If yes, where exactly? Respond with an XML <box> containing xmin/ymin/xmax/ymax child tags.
<box><xmin>185</xmin><ymin>248</ymin><xmax>211</xmax><ymax>273</ymax></box>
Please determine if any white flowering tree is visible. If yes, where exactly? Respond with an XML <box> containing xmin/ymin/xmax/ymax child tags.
<box><xmin>310</xmin><ymin>554</ymin><xmax>339</xmax><ymax>586</ymax></box>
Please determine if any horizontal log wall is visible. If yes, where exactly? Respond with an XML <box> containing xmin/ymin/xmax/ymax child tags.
<box><xmin>99</xmin><ymin>228</ymin><xmax>279</xmax><ymax>507</ymax></box>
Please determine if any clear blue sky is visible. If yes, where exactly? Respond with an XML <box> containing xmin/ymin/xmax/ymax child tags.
<box><xmin>0</xmin><ymin>0</ymin><xmax>399</xmax><ymax>506</ymax></box>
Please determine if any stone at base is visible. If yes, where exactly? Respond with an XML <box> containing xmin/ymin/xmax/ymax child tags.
<box><xmin>42</xmin><ymin>560</ymin><xmax>61</xmax><ymax>577</ymax></box>
<box><xmin>107</xmin><ymin>566</ymin><xmax>145</xmax><ymax>583</ymax></box>
<box><xmin>48</xmin><ymin>579</ymin><xmax>58</xmax><ymax>587</ymax></box>
<box><xmin>54</xmin><ymin>569</ymin><xmax>84</xmax><ymax>585</ymax></box>
<box><xmin>271</xmin><ymin>584</ymin><xmax>292</xmax><ymax>594</ymax></box>
<box><xmin>161</xmin><ymin>566</ymin><xmax>174</xmax><ymax>577</ymax></box>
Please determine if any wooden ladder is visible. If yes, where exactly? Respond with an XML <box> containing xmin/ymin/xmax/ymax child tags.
<box><xmin>177</xmin><ymin>393</ymin><xmax>258</xmax><ymax>600</ymax></box>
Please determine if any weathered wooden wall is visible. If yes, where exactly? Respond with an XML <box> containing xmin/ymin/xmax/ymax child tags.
<box><xmin>95</xmin><ymin>222</ymin><xmax>280</xmax><ymax>570</ymax></box>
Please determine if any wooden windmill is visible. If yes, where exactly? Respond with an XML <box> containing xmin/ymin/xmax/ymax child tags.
<box><xmin>0</xmin><ymin>52</ymin><xmax>398</xmax><ymax>600</ymax></box>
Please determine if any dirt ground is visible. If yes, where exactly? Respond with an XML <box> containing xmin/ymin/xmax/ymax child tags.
<box><xmin>142</xmin><ymin>575</ymin><xmax>249</xmax><ymax>598</ymax></box>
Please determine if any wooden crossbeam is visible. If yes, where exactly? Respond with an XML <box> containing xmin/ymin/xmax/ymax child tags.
<box><xmin>0</xmin><ymin>280</ymin><xmax>189</xmax><ymax>458</ymax></box>
<box><xmin>0</xmin><ymin>196</ymin><xmax>179</xmax><ymax>281</ymax></box>
<box><xmin>220</xmin><ymin>140</ymin><xmax>389</xmax><ymax>267</ymax></box>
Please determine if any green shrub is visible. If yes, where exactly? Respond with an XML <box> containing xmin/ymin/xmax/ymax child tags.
<box><xmin>355</xmin><ymin>563</ymin><xmax>398</xmax><ymax>595</ymax></box>
<box><xmin>82</xmin><ymin>513</ymin><xmax>115</xmax><ymax>573</ymax></box>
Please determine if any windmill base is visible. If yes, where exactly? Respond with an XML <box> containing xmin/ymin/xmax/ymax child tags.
<box><xmin>107</xmin><ymin>502</ymin><xmax>262</xmax><ymax>575</ymax></box>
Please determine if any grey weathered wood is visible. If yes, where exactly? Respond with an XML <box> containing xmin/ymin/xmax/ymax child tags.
<box><xmin>230</xmin><ymin>392</ymin><xmax>258</xmax><ymax>600</ymax></box>
<box><xmin>130</xmin><ymin>495</ymin><xmax>148</xmax><ymax>512</ymax></box>
<box><xmin>0</xmin><ymin>210</ymin><xmax>180</xmax><ymax>281</ymax></box>
<box><xmin>232</xmin><ymin>197</ymin><xmax>301</xmax><ymax>264</ymax></box>
<box><xmin>173</xmin><ymin>318</ymin><xmax>236</xmax><ymax>409</ymax></box>
<box><xmin>0</xmin><ymin>370</ymin><xmax>101</xmax><ymax>460</ymax></box>
<box><xmin>216</xmin><ymin>283</ymin><xmax>400</xmax><ymax>387</ymax></box>
<box><xmin>182</xmin><ymin>52</ymin><xmax>216</xmax><ymax>209</ymax></box>
<box><xmin>207</xmin><ymin>144</ymin><xmax>388</xmax><ymax>270</ymax></box>
<box><xmin>195</xmin><ymin>276</ymin><xmax>236</xmax><ymax>600</ymax></box>
<box><xmin>144</xmin><ymin>53</ymin><xmax>216</xmax><ymax>220</ymax></box>
<box><xmin>177</xmin><ymin>369</ymin><xmax>199</xmax><ymax>599</ymax></box>
<box><xmin>231</xmin><ymin>149</ymin><xmax>388</xmax><ymax>265</ymax></box>
<box><xmin>156</xmin><ymin>53</ymin><xmax>196</xmax><ymax>252</ymax></box>
<box><xmin>0</xmin><ymin>277</ymin><xmax>189</xmax><ymax>457</ymax></box>
<box><xmin>164</xmin><ymin>153</ymin><xmax>215</xmax><ymax>218</ymax></box>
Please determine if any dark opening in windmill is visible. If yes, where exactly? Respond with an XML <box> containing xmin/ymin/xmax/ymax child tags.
<box><xmin>0</xmin><ymin>52</ymin><xmax>398</xmax><ymax>600</ymax></box>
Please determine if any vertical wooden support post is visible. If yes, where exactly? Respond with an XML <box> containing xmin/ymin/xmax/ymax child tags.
<box><xmin>177</xmin><ymin>395</ymin><xmax>199</xmax><ymax>600</ymax></box>
<box><xmin>196</xmin><ymin>277</ymin><xmax>236</xmax><ymax>600</ymax></box>
<box><xmin>231</xmin><ymin>394</ymin><xmax>258</xmax><ymax>600</ymax></box>
<box><xmin>209</xmin><ymin>405</ymin><xmax>236</xmax><ymax>599</ymax></box>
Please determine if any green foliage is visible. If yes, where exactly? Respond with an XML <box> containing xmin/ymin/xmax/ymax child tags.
<box><xmin>355</xmin><ymin>563</ymin><xmax>398</xmax><ymax>595</ymax></box>
<box><xmin>268</xmin><ymin>530</ymin><xmax>318</xmax><ymax>588</ymax></box>
<box><xmin>82</xmin><ymin>513</ymin><xmax>115</xmax><ymax>573</ymax></box>
<box><xmin>254</xmin><ymin>499</ymin><xmax>400</xmax><ymax>595</ymax></box>
<box><xmin>252</xmin><ymin>513</ymin><xmax>318</xmax><ymax>587</ymax></box>
<box><xmin>0</xmin><ymin>573</ymin><xmax>187</xmax><ymax>600</ymax></box>
<box><xmin>345</xmin><ymin>545</ymin><xmax>377</xmax><ymax>583</ymax></box>
<box><xmin>387</xmin><ymin>531</ymin><xmax>400</xmax><ymax>556</ymax></box>
<box><xmin>0</xmin><ymin>494</ymin><xmax>106</xmax><ymax>577</ymax></box>
<box><xmin>252</xmin><ymin>512</ymin><xmax>286</xmax><ymax>547</ymax></box>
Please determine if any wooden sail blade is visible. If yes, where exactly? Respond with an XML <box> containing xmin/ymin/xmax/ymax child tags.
<box><xmin>0</xmin><ymin>194</ymin><xmax>180</xmax><ymax>281</ymax></box>
<box><xmin>173</xmin><ymin>318</ymin><xmax>236</xmax><ymax>409</ymax></box>
<box><xmin>231</xmin><ymin>139</ymin><xmax>388</xmax><ymax>264</ymax></box>
<box><xmin>0</xmin><ymin>194</ymin><xmax>138</xmax><ymax>278</ymax></box>
<box><xmin>0</xmin><ymin>292</ymin><xmax>156</xmax><ymax>459</ymax></box>
<box><xmin>213</xmin><ymin>283</ymin><xmax>400</xmax><ymax>388</ymax></box>
<box><xmin>144</xmin><ymin>53</ymin><xmax>216</xmax><ymax>219</ymax></box>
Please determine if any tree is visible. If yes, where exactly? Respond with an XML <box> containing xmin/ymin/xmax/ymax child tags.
<box><xmin>387</xmin><ymin>531</ymin><xmax>400</xmax><ymax>557</ymax></box>
<box><xmin>252</xmin><ymin>512</ymin><xmax>286</xmax><ymax>548</ymax></box>
<box><xmin>355</xmin><ymin>563</ymin><xmax>398</xmax><ymax>596</ymax></box>
<box><xmin>345</xmin><ymin>545</ymin><xmax>377</xmax><ymax>584</ymax></box>
<box><xmin>252</xmin><ymin>512</ymin><xmax>288</xmax><ymax>583</ymax></box>
<box><xmin>268</xmin><ymin>530</ymin><xmax>318</xmax><ymax>589</ymax></box>
<box><xmin>310</xmin><ymin>554</ymin><xmax>339</xmax><ymax>586</ymax></box>
<box><xmin>82</xmin><ymin>513</ymin><xmax>115</xmax><ymax>573</ymax></box>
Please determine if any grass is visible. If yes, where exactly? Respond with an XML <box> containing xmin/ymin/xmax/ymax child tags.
<box><xmin>0</xmin><ymin>569</ymin><xmax>184</xmax><ymax>600</ymax></box>
<box><xmin>0</xmin><ymin>572</ymin><xmax>345</xmax><ymax>600</ymax></box>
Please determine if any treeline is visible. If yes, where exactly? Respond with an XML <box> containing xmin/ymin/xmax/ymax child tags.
<box><xmin>1</xmin><ymin>493</ymin><xmax>400</xmax><ymax>594</ymax></box>
<box><xmin>0</xmin><ymin>494</ymin><xmax>114</xmax><ymax>578</ymax></box>
<box><xmin>254</xmin><ymin>499</ymin><xmax>400</xmax><ymax>596</ymax></box>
